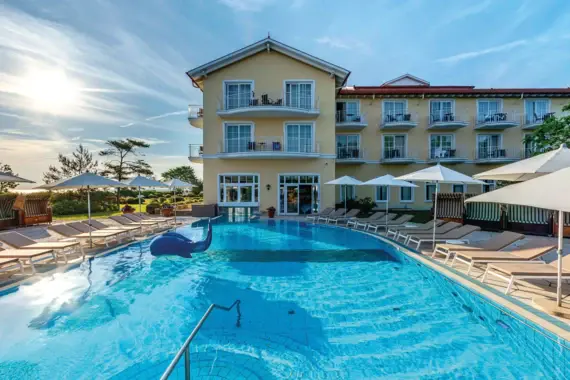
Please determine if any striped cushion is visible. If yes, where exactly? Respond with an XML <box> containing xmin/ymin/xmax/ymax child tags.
<box><xmin>508</xmin><ymin>205</ymin><xmax>549</xmax><ymax>225</ymax></box>
<box><xmin>466</xmin><ymin>203</ymin><xmax>501</xmax><ymax>222</ymax></box>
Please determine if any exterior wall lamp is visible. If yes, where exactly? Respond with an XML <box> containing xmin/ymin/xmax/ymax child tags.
<box><xmin>266</xmin><ymin>184</ymin><xmax>272</xmax><ymax>191</ymax></box>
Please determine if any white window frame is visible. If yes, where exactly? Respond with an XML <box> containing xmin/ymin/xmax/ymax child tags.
<box><xmin>223</xmin><ymin>80</ymin><xmax>254</xmax><ymax>110</ymax></box>
<box><xmin>283</xmin><ymin>79</ymin><xmax>315</xmax><ymax>109</ymax></box>
<box><xmin>222</xmin><ymin>122</ymin><xmax>255</xmax><ymax>153</ymax></box>
<box><xmin>217</xmin><ymin>173</ymin><xmax>261</xmax><ymax>206</ymax></box>
<box><xmin>428</xmin><ymin>133</ymin><xmax>456</xmax><ymax>159</ymax></box>
<box><xmin>476</xmin><ymin>99</ymin><xmax>503</xmax><ymax>122</ymax></box>
<box><xmin>283</xmin><ymin>121</ymin><xmax>315</xmax><ymax>152</ymax></box>
<box><xmin>339</xmin><ymin>185</ymin><xmax>356</xmax><ymax>201</ymax></box>
<box><xmin>277</xmin><ymin>173</ymin><xmax>321</xmax><ymax>216</ymax></box>
<box><xmin>382</xmin><ymin>99</ymin><xmax>408</xmax><ymax>117</ymax></box>
<box><xmin>429</xmin><ymin>99</ymin><xmax>456</xmax><ymax>122</ymax></box>
<box><xmin>452</xmin><ymin>184</ymin><xmax>466</xmax><ymax>193</ymax></box>
<box><xmin>481</xmin><ymin>180</ymin><xmax>496</xmax><ymax>193</ymax></box>
<box><xmin>476</xmin><ymin>133</ymin><xmax>503</xmax><ymax>158</ymax></box>
<box><xmin>382</xmin><ymin>134</ymin><xmax>408</xmax><ymax>159</ymax></box>
<box><xmin>336</xmin><ymin>133</ymin><xmax>361</xmax><ymax>158</ymax></box>
<box><xmin>424</xmin><ymin>182</ymin><xmax>437</xmax><ymax>203</ymax></box>
<box><xmin>336</xmin><ymin>99</ymin><xmax>360</xmax><ymax>114</ymax></box>
<box><xmin>524</xmin><ymin>99</ymin><xmax>551</xmax><ymax>117</ymax></box>
<box><xmin>375</xmin><ymin>185</ymin><xmax>390</xmax><ymax>203</ymax></box>
<box><xmin>399</xmin><ymin>185</ymin><xmax>414</xmax><ymax>203</ymax></box>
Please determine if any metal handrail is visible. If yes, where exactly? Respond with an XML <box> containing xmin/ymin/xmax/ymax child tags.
<box><xmin>160</xmin><ymin>300</ymin><xmax>241</xmax><ymax>380</ymax></box>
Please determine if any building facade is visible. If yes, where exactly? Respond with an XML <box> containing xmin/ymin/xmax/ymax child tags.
<box><xmin>187</xmin><ymin>38</ymin><xmax>570</xmax><ymax>215</ymax></box>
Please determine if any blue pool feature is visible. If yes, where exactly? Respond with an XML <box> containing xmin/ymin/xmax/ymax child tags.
<box><xmin>0</xmin><ymin>220</ymin><xmax>568</xmax><ymax>379</ymax></box>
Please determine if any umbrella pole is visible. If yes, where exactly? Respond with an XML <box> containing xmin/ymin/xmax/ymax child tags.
<box><xmin>87</xmin><ymin>186</ymin><xmax>92</xmax><ymax>249</ymax></box>
<box><xmin>139</xmin><ymin>186</ymin><xmax>142</xmax><ymax>233</ymax></box>
<box><xmin>173</xmin><ymin>187</ymin><xmax>177</xmax><ymax>229</ymax></box>
<box><xmin>557</xmin><ymin>211</ymin><xmax>564</xmax><ymax>306</ymax></box>
<box><xmin>344</xmin><ymin>185</ymin><xmax>347</xmax><ymax>212</ymax></box>
<box><xmin>385</xmin><ymin>186</ymin><xmax>389</xmax><ymax>233</ymax></box>
<box><xmin>432</xmin><ymin>182</ymin><xmax>439</xmax><ymax>249</ymax></box>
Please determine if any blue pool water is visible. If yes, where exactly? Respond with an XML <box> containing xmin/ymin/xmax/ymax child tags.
<box><xmin>0</xmin><ymin>220</ymin><xmax>567</xmax><ymax>379</ymax></box>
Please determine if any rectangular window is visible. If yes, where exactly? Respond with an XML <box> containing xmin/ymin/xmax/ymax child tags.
<box><xmin>336</xmin><ymin>134</ymin><xmax>360</xmax><ymax>158</ymax></box>
<box><xmin>375</xmin><ymin>186</ymin><xmax>389</xmax><ymax>203</ymax></box>
<box><xmin>400</xmin><ymin>186</ymin><xmax>413</xmax><ymax>202</ymax></box>
<box><xmin>482</xmin><ymin>180</ymin><xmax>496</xmax><ymax>193</ymax></box>
<box><xmin>224</xmin><ymin>124</ymin><xmax>253</xmax><ymax>153</ymax></box>
<box><xmin>383</xmin><ymin>100</ymin><xmax>407</xmax><ymax>122</ymax></box>
<box><xmin>525</xmin><ymin>99</ymin><xmax>550</xmax><ymax>123</ymax></box>
<box><xmin>225</xmin><ymin>82</ymin><xmax>252</xmax><ymax>109</ymax></box>
<box><xmin>523</xmin><ymin>133</ymin><xmax>538</xmax><ymax>158</ymax></box>
<box><xmin>425</xmin><ymin>183</ymin><xmax>436</xmax><ymax>202</ymax></box>
<box><xmin>430</xmin><ymin>100</ymin><xmax>454</xmax><ymax>123</ymax></box>
<box><xmin>336</xmin><ymin>101</ymin><xmax>360</xmax><ymax>122</ymax></box>
<box><xmin>218</xmin><ymin>174</ymin><xmax>260</xmax><ymax>204</ymax></box>
<box><xmin>477</xmin><ymin>100</ymin><xmax>502</xmax><ymax>123</ymax></box>
<box><xmin>340</xmin><ymin>185</ymin><xmax>356</xmax><ymax>201</ymax></box>
<box><xmin>452</xmin><ymin>184</ymin><xmax>465</xmax><ymax>193</ymax></box>
<box><xmin>429</xmin><ymin>134</ymin><xmax>455</xmax><ymax>159</ymax></box>
<box><xmin>477</xmin><ymin>134</ymin><xmax>502</xmax><ymax>159</ymax></box>
<box><xmin>383</xmin><ymin>135</ymin><xmax>407</xmax><ymax>159</ymax></box>
<box><xmin>285</xmin><ymin>124</ymin><xmax>313</xmax><ymax>152</ymax></box>
<box><xmin>285</xmin><ymin>81</ymin><xmax>313</xmax><ymax>109</ymax></box>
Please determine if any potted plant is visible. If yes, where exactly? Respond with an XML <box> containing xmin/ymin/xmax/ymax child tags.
<box><xmin>161</xmin><ymin>203</ymin><xmax>174</xmax><ymax>217</ymax></box>
<box><xmin>267</xmin><ymin>206</ymin><xmax>276</xmax><ymax>218</ymax></box>
<box><xmin>121</xmin><ymin>204</ymin><xmax>135</xmax><ymax>214</ymax></box>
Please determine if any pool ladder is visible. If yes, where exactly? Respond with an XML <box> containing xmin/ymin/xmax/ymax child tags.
<box><xmin>160</xmin><ymin>300</ymin><xmax>241</xmax><ymax>380</ymax></box>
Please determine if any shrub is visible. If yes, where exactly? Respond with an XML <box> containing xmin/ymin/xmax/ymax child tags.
<box><xmin>335</xmin><ymin>197</ymin><xmax>375</xmax><ymax>215</ymax></box>
<box><xmin>158</xmin><ymin>197</ymin><xmax>165</xmax><ymax>203</ymax></box>
<box><xmin>146</xmin><ymin>202</ymin><xmax>160</xmax><ymax>214</ymax></box>
<box><xmin>52</xmin><ymin>199</ymin><xmax>89</xmax><ymax>216</ymax></box>
<box><xmin>125</xmin><ymin>197</ymin><xmax>139</xmax><ymax>204</ymax></box>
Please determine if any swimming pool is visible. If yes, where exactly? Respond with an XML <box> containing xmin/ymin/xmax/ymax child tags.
<box><xmin>0</xmin><ymin>219</ymin><xmax>567</xmax><ymax>379</ymax></box>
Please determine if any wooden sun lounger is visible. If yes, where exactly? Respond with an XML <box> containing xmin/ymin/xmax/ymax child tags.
<box><xmin>366</xmin><ymin>214</ymin><xmax>414</xmax><ymax>233</ymax></box>
<box><xmin>109</xmin><ymin>216</ymin><xmax>159</xmax><ymax>233</ymax></box>
<box><xmin>386</xmin><ymin>220</ymin><xmax>445</xmax><ymax>240</ymax></box>
<box><xmin>451</xmin><ymin>241</ymin><xmax>556</xmax><ymax>276</ymax></box>
<box><xmin>49</xmin><ymin>224</ymin><xmax>128</xmax><ymax>247</ymax></box>
<box><xmin>0</xmin><ymin>255</ymin><xmax>24</xmax><ymax>275</ymax></box>
<box><xmin>0</xmin><ymin>247</ymin><xmax>56</xmax><ymax>274</ymax></box>
<box><xmin>327</xmin><ymin>209</ymin><xmax>360</xmax><ymax>224</ymax></box>
<box><xmin>407</xmin><ymin>225</ymin><xmax>481</xmax><ymax>249</ymax></box>
<box><xmin>346</xmin><ymin>212</ymin><xmax>386</xmax><ymax>228</ymax></box>
<box><xmin>134</xmin><ymin>213</ymin><xmax>182</xmax><ymax>225</ymax></box>
<box><xmin>401</xmin><ymin>222</ymin><xmax>461</xmax><ymax>244</ymax></box>
<box><xmin>481</xmin><ymin>250</ymin><xmax>569</xmax><ymax>294</ymax></box>
<box><xmin>67</xmin><ymin>222</ymin><xmax>132</xmax><ymax>240</ymax></box>
<box><xmin>428</xmin><ymin>231</ymin><xmax>525</xmax><ymax>264</ymax></box>
<box><xmin>318</xmin><ymin>208</ymin><xmax>345</xmax><ymax>223</ymax></box>
<box><xmin>87</xmin><ymin>220</ymin><xmax>142</xmax><ymax>235</ymax></box>
<box><xmin>0</xmin><ymin>232</ymin><xmax>83</xmax><ymax>263</ymax></box>
<box><xmin>307</xmin><ymin>207</ymin><xmax>334</xmax><ymax>221</ymax></box>
<box><xmin>123</xmin><ymin>213</ymin><xmax>171</xmax><ymax>227</ymax></box>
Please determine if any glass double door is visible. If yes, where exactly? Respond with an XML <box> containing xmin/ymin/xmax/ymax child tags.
<box><xmin>279</xmin><ymin>175</ymin><xmax>320</xmax><ymax>215</ymax></box>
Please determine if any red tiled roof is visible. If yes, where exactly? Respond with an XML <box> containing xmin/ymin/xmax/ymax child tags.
<box><xmin>339</xmin><ymin>85</ymin><xmax>570</xmax><ymax>96</ymax></box>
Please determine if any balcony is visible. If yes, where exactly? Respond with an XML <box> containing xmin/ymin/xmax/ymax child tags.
<box><xmin>474</xmin><ymin>112</ymin><xmax>520</xmax><ymax>130</ymax></box>
<box><xmin>336</xmin><ymin>111</ymin><xmax>367</xmax><ymax>130</ymax></box>
<box><xmin>187</xmin><ymin>106</ymin><xmax>203</xmax><ymax>129</ymax></box>
<box><xmin>427</xmin><ymin>113</ymin><xmax>469</xmax><ymax>130</ymax></box>
<box><xmin>427</xmin><ymin>147</ymin><xmax>468</xmax><ymax>164</ymax></box>
<box><xmin>379</xmin><ymin>111</ymin><xmax>418</xmax><ymax>130</ymax></box>
<box><xmin>380</xmin><ymin>148</ymin><xmax>417</xmax><ymax>164</ymax></box>
<box><xmin>189</xmin><ymin>144</ymin><xmax>203</xmax><ymax>163</ymax></box>
<box><xmin>522</xmin><ymin>112</ymin><xmax>555</xmax><ymax>130</ymax></box>
<box><xmin>217</xmin><ymin>136</ymin><xmax>322</xmax><ymax>159</ymax></box>
<box><xmin>217</xmin><ymin>91</ymin><xmax>319</xmax><ymax>118</ymax></box>
<box><xmin>474</xmin><ymin>148</ymin><xmax>521</xmax><ymax>164</ymax></box>
<box><xmin>336</xmin><ymin>147</ymin><xmax>366</xmax><ymax>164</ymax></box>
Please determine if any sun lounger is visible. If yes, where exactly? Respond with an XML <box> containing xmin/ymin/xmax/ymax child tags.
<box><xmin>318</xmin><ymin>208</ymin><xmax>345</xmax><ymax>223</ymax></box>
<box><xmin>327</xmin><ymin>209</ymin><xmax>360</xmax><ymax>224</ymax></box>
<box><xmin>401</xmin><ymin>222</ymin><xmax>461</xmax><ymax>244</ymax></box>
<box><xmin>86</xmin><ymin>220</ymin><xmax>142</xmax><ymax>236</ymax></box>
<box><xmin>0</xmin><ymin>254</ymin><xmax>24</xmax><ymax>275</ymax></box>
<box><xmin>49</xmin><ymin>224</ymin><xmax>128</xmax><ymax>247</ymax></box>
<box><xmin>428</xmin><ymin>231</ymin><xmax>525</xmax><ymax>264</ymax></box>
<box><xmin>386</xmin><ymin>220</ymin><xmax>445</xmax><ymax>240</ymax></box>
<box><xmin>109</xmin><ymin>215</ymin><xmax>160</xmax><ymax>232</ymax></box>
<box><xmin>0</xmin><ymin>232</ymin><xmax>83</xmax><ymax>263</ymax></box>
<box><xmin>346</xmin><ymin>212</ymin><xmax>386</xmax><ymax>228</ymax></box>
<box><xmin>366</xmin><ymin>214</ymin><xmax>414</xmax><ymax>233</ymax></box>
<box><xmin>123</xmin><ymin>213</ymin><xmax>170</xmax><ymax>228</ymax></box>
<box><xmin>407</xmin><ymin>224</ymin><xmax>481</xmax><ymax>249</ymax></box>
<box><xmin>134</xmin><ymin>212</ymin><xmax>182</xmax><ymax>225</ymax></box>
<box><xmin>481</xmin><ymin>248</ymin><xmax>567</xmax><ymax>294</ymax></box>
<box><xmin>0</xmin><ymin>247</ymin><xmax>56</xmax><ymax>274</ymax></box>
<box><xmin>451</xmin><ymin>241</ymin><xmax>556</xmax><ymax>276</ymax></box>
<box><xmin>306</xmin><ymin>207</ymin><xmax>334</xmax><ymax>221</ymax></box>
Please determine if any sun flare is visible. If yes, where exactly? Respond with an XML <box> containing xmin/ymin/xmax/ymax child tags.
<box><xmin>20</xmin><ymin>69</ymin><xmax>82</xmax><ymax>113</ymax></box>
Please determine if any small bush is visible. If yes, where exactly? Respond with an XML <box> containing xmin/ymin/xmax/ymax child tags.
<box><xmin>158</xmin><ymin>197</ymin><xmax>165</xmax><ymax>203</ymax></box>
<box><xmin>335</xmin><ymin>197</ymin><xmax>375</xmax><ymax>215</ymax></box>
<box><xmin>125</xmin><ymin>197</ymin><xmax>139</xmax><ymax>204</ymax></box>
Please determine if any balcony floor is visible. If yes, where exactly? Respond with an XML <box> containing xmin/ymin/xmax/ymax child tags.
<box><xmin>474</xmin><ymin>121</ymin><xmax>519</xmax><ymax>130</ymax></box>
<box><xmin>380</xmin><ymin>158</ymin><xmax>418</xmax><ymax>164</ymax></box>
<box><xmin>474</xmin><ymin>157</ymin><xmax>519</xmax><ymax>164</ymax></box>
<box><xmin>379</xmin><ymin>122</ymin><xmax>417</xmax><ymax>130</ymax></box>
<box><xmin>335</xmin><ymin>123</ymin><xmax>367</xmax><ymax>131</ymax></box>
<box><xmin>188</xmin><ymin>117</ymin><xmax>203</xmax><ymax>129</ymax></box>
<box><xmin>214</xmin><ymin>151</ymin><xmax>324</xmax><ymax>159</ymax></box>
<box><xmin>427</xmin><ymin>122</ymin><xmax>469</xmax><ymax>130</ymax></box>
<box><xmin>217</xmin><ymin>106</ymin><xmax>319</xmax><ymax>118</ymax></box>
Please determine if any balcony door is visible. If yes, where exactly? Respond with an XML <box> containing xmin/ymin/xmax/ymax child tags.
<box><xmin>383</xmin><ymin>135</ymin><xmax>406</xmax><ymax>159</ymax></box>
<box><xmin>430</xmin><ymin>100</ymin><xmax>453</xmax><ymax>122</ymax></box>
<box><xmin>525</xmin><ymin>99</ymin><xmax>550</xmax><ymax>122</ymax></box>
<box><xmin>285</xmin><ymin>124</ymin><xmax>313</xmax><ymax>153</ymax></box>
<box><xmin>225</xmin><ymin>124</ymin><xmax>253</xmax><ymax>153</ymax></box>
<box><xmin>430</xmin><ymin>134</ymin><xmax>454</xmax><ymax>158</ymax></box>
<box><xmin>477</xmin><ymin>134</ymin><xmax>501</xmax><ymax>158</ymax></box>
<box><xmin>477</xmin><ymin>100</ymin><xmax>501</xmax><ymax>122</ymax></box>
<box><xmin>337</xmin><ymin>101</ymin><xmax>359</xmax><ymax>122</ymax></box>
<box><xmin>383</xmin><ymin>100</ymin><xmax>406</xmax><ymax>121</ymax></box>
<box><xmin>225</xmin><ymin>81</ymin><xmax>252</xmax><ymax>110</ymax></box>
<box><xmin>336</xmin><ymin>134</ymin><xmax>360</xmax><ymax>159</ymax></box>
<box><xmin>285</xmin><ymin>81</ymin><xmax>313</xmax><ymax>109</ymax></box>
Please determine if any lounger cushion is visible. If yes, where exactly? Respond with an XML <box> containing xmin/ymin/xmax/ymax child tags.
<box><xmin>487</xmin><ymin>263</ymin><xmax>570</xmax><ymax>276</ymax></box>
<box><xmin>0</xmin><ymin>248</ymin><xmax>54</xmax><ymax>258</ymax></box>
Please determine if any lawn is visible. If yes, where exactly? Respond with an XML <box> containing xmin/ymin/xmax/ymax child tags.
<box><xmin>54</xmin><ymin>202</ymin><xmax>148</xmax><ymax>221</ymax></box>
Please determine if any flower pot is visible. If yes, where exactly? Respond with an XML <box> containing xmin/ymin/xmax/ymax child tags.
<box><xmin>122</xmin><ymin>210</ymin><xmax>134</xmax><ymax>214</ymax></box>
<box><xmin>267</xmin><ymin>209</ymin><xmax>275</xmax><ymax>218</ymax></box>
<box><xmin>161</xmin><ymin>208</ymin><xmax>173</xmax><ymax>217</ymax></box>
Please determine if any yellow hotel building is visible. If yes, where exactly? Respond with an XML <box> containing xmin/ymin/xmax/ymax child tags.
<box><xmin>186</xmin><ymin>37</ymin><xmax>570</xmax><ymax>216</ymax></box>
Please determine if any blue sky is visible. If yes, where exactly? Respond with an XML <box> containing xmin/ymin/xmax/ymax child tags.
<box><xmin>2</xmin><ymin>0</ymin><xmax>569</xmax><ymax>188</ymax></box>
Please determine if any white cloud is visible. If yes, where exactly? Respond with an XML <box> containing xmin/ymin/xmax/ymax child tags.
<box><xmin>145</xmin><ymin>110</ymin><xmax>187</xmax><ymax>121</ymax></box>
<box><xmin>315</xmin><ymin>36</ymin><xmax>372</xmax><ymax>54</ymax></box>
<box><xmin>435</xmin><ymin>40</ymin><xmax>528</xmax><ymax>64</ymax></box>
<box><xmin>68</xmin><ymin>127</ymin><xmax>84</xmax><ymax>132</ymax></box>
<box><xmin>444</xmin><ymin>0</ymin><xmax>492</xmax><ymax>24</ymax></box>
<box><xmin>218</xmin><ymin>0</ymin><xmax>274</xmax><ymax>12</ymax></box>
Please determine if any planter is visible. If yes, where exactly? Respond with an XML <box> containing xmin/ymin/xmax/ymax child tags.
<box><xmin>161</xmin><ymin>208</ymin><xmax>174</xmax><ymax>217</ymax></box>
<box><xmin>267</xmin><ymin>208</ymin><xmax>276</xmax><ymax>218</ymax></box>
<box><xmin>122</xmin><ymin>210</ymin><xmax>135</xmax><ymax>214</ymax></box>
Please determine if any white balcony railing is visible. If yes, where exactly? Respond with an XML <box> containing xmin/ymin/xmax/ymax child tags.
<box><xmin>189</xmin><ymin>144</ymin><xmax>203</xmax><ymax>160</ymax></box>
<box><xmin>475</xmin><ymin>111</ymin><xmax>520</xmax><ymax>126</ymax></box>
<box><xmin>475</xmin><ymin>147</ymin><xmax>522</xmax><ymax>161</ymax></box>
<box><xmin>336</xmin><ymin>147</ymin><xmax>365</xmax><ymax>160</ymax></box>
<box><xmin>218</xmin><ymin>91</ymin><xmax>319</xmax><ymax>112</ymax></box>
<box><xmin>380</xmin><ymin>111</ymin><xmax>418</xmax><ymax>127</ymax></box>
<box><xmin>219</xmin><ymin>136</ymin><xmax>320</xmax><ymax>154</ymax></box>
<box><xmin>523</xmin><ymin>112</ymin><xmax>555</xmax><ymax>127</ymax></box>
<box><xmin>428</xmin><ymin>112</ymin><xmax>470</xmax><ymax>128</ymax></box>
<box><xmin>428</xmin><ymin>147</ymin><xmax>467</xmax><ymax>161</ymax></box>
<box><xmin>336</xmin><ymin>110</ymin><xmax>367</xmax><ymax>125</ymax></box>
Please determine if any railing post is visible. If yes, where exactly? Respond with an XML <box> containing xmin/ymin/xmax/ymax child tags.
<box><xmin>184</xmin><ymin>347</ymin><xmax>191</xmax><ymax>380</ymax></box>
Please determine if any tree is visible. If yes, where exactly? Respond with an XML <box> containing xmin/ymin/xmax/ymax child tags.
<box><xmin>0</xmin><ymin>163</ymin><xmax>18</xmax><ymax>193</ymax></box>
<box><xmin>99</xmin><ymin>139</ymin><xmax>153</xmax><ymax>204</ymax></box>
<box><xmin>43</xmin><ymin>144</ymin><xmax>99</xmax><ymax>183</ymax></box>
<box><xmin>524</xmin><ymin>103</ymin><xmax>570</xmax><ymax>155</ymax></box>
<box><xmin>161</xmin><ymin>166</ymin><xmax>203</xmax><ymax>194</ymax></box>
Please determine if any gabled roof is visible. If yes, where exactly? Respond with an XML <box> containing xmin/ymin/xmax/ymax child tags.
<box><xmin>186</xmin><ymin>37</ymin><xmax>350</xmax><ymax>90</ymax></box>
<box><xmin>381</xmin><ymin>74</ymin><xmax>430</xmax><ymax>87</ymax></box>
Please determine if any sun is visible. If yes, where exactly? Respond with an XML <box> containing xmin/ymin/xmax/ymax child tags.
<box><xmin>20</xmin><ymin>69</ymin><xmax>81</xmax><ymax>113</ymax></box>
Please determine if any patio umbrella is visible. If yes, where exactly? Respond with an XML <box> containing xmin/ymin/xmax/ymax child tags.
<box><xmin>397</xmin><ymin>164</ymin><xmax>484</xmax><ymax>248</ymax></box>
<box><xmin>37</xmin><ymin>172</ymin><xmax>124</xmax><ymax>247</ymax></box>
<box><xmin>325</xmin><ymin>176</ymin><xmax>363</xmax><ymax>211</ymax></box>
<box><xmin>0</xmin><ymin>172</ymin><xmax>35</xmax><ymax>183</ymax></box>
<box><xmin>474</xmin><ymin>143</ymin><xmax>570</xmax><ymax>181</ymax></box>
<box><xmin>466</xmin><ymin>167</ymin><xmax>570</xmax><ymax>306</ymax></box>
<box><xmin>360</xmin><ymin>175</ymin><xmax>417</xmax><ymax>231</ymax></box>
<box><xmin>165</xmin><ymin>178</ymin><xmax>195</xmax><ymax>226</ymax></box>
<box><xmin>125</xmin><ymin>175</ymin><xmax>168</xmax><ymax>230</ymax></box>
